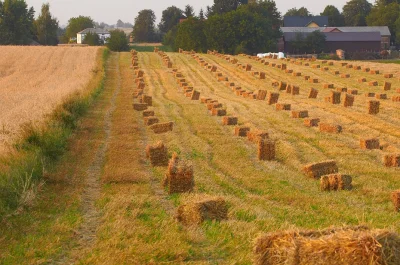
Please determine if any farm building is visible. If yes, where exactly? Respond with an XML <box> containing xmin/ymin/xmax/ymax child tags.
<box><xmin>279</xmin><ymin>26</ymin><xmax>391</xmax><ymax>53</ymax></box>
<box><xmin>77</xmin><ymin>28</ymin><xmax>111</xmax><ymax>44</ymax></box>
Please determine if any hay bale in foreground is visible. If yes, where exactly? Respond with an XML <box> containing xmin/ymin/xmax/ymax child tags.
<box><xmin>304</xmin><ymin>118</ymin><xmax>320</xmax><ymax>127</ymax></box>
<box><xmin>384</xmin><ymin>81</ymin><xmax>392</xmax><ymax>91</ymax></box>
<box><xmin>276</xmin><ymin>103</ymin><xmax>291</xmax><ymax>111</ymax></box>
<box><xmin>392</xmin><ymin>190</ymin><xmax>400</xmax><ymax>212</ymax></box>
<box><xmin>291</xmin><ymin>110</ymin><xmax>308</xmax><ymax>118</ymax></box>
<box><xmin>247</xmin><ymin>130</ymin><xmax>269</xmax><ymax>143</ymax></box>
<box><xmin>222</xmin><ymin>116</ymin><xmax>238</xmax><ymax>125</ymax></box>
<box><xmin>302</xmin><ymin>160</ymin><xmax>338</xmax><ymax>179</ymax></box>
<box><xmin>235</xmin><ymin>126</ymin><xmax>250</xmax><ymax>137</ymax></box>
<box><xmin>254</xmin><ymin>226</ymin><xmax>400</xmax><ymax>265</ymax></box>
<box><xmin>164</xmin><ymin>153</ymin><xmax>194</xmax><ymax>194</ymax></box>
<box><xmin>320</xmin><ymin>174</ymin><xmax>352</xmax><ymax>191</ymax></box>
<box><xmin>368</xmin><ymin>100</ymin><xmax>380</xmax><ymax>115</ymax></box>
<box><xmin>143</xmin><ymin>110</ymin><xmax>155</xmax><ymax>117</ymax></box>
<box><xmin>258</xmin><ymin>139</ymin><xmax>275</xmax><ymax>161</ymax></box>
<box><xmin>150</xmin><ymin>122</ymin><xmax>174</xmax><ymax>134</ymax></box>
<box><xmin>393</xmin><ymin>95</ymin><xmax>400</xmax><ymax>102</ymax></box>
<box><xmin>319</xmin><ymin>123</ymin><xmax>342</xmax><ymax>133</ymax></box>
<box><xmin>144</xmin><ymin>116</ymin><xmax>159</xmax><ymax>126</ymax></box>
<box><xmin>343</xmin><ymin>94</ymin><xmax>355</xmax><ymax>107</ymax></box>
<box><xmin>133</xmin><ymin>103</ymin><xmax>148</xmax><ymax>111</ymax></box>
<box><xmin>267</xmin><ymin>92</ymin><xmax>280</xmax><ymax>105</ymax></box>
<box><xmin>256</xmin><ymin>90</ymin><xmax>267</xmax><ymax>100</ymax></box>
<box><xmin>211</xmin><ymin>108</ymin><xmax>227</xmax><ymax>116</ymax></box>
<box><xmin>191</xmin><ymin>90</ymin><xmax>200</xmax><ymax>100</ymax></box>
<box><xmin>140</xmin><ymin>95</ymin><xmax>152</xmax><ymax>106</ymax></box>
<box><xmin>145</xmin><ymin>141</ymin><xmax>168</xmax><ymax>167</ymax></box>
<box><xmin>176</xmin><ymin>197</ymin><xmax>228</xmax><ymax>225</ymax></box>
<box><xmin>383</xmin><ymin>154</ymin><xmax>400</xmax><ymax>167</ymax></box>
<box><xmin>308</xmin><ymin>88</ymin><xmax>318</xmax><ymax>99</ymax></box>
<box><xmin>360</xmin><ymin>138</ymin><xmax>380</xmax><ymax>150</ymax></box>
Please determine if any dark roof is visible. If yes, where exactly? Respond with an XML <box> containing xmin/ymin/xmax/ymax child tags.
<box><xmin>283</xmin><ymin>16</ymin><xmax>328</xmax><ymax>27</ymax></box>
<box><xmin>77</xmin><ymin>28</ymin><xmax>110</xmax><ymax>34</ymax></box>
<box><xmin>283</xmin><ymin>32</ymin><xmax>382</xmax><ymax>42</ymax></box>
<box><xmin>281</xmin><ymin>26</ymin><xmax>391</xmax><ymax>36</ymax></box>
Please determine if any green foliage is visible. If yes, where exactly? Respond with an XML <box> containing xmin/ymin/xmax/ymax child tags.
<box><xmin>129</xmin><ymin>45</ymin><xmax>173</xmax><ymax>52</ymax></box>
<box><xmin>158</xmin><ymin>6</ymin><xmax>184</xmax><ymax>34</ymax></box>
<box><xmin>106</xmin><ymin>30</ymin><xmax>129</xmax><ymax>51</ymax></box>
<box><xmin>320</xmin><ymin>5</ymin><xmax>345</xmax><ymax>26</ymax></box>
<box><xmin>83</xmin><ymin>31</ymin><xmax>101</xmax><ymax>46</ymax></box>
<box><xmin>367</xmin><ymin>2</ymin><xmax>400</xmax><ymax>45</ymax></box>
<box><xmin>290</xmin><ymin>31</ymin><xmax>326</xmax><ymax>54</ymax></box>
<box><xmin>132</xmin><ymin>9</ymin><xmax>157</xmax><ymax>42</ymax></box>
<box><xmin>284</xmin><ymin>7</ymin><xmax>311</xmax><ymax>17</ymax></box>
<box><xmin>65</xmin><ymin>16</ymin><xmax>94</xmax><ymax>39</ymax></box>
<box><xmin>34</xmin><ymin>3</ymin><xmax>59</xmax><ymax>46</ymax></box>
<box><xmin>184</xmin><ymin>5</ymin><xmax>195</xmax><ymax>18</ymax></box>
<box><xmin>209</xmin><ymin>0</ymin><xmax>248</xmax><ymax>15</ymax></box>
<box><xmin>0</xmin><ymin>0</ymin><xmax>35</xmax><ymax>45</ymax></box>
<box><xmin>342</xmin><ymin>0</ymin><xmax>372</xmax><ymax>26</ymax></box>
<box><xmin>175</xmin><ymin>17</ymin><xmax>206</xmax><ymax>52</ymax></box>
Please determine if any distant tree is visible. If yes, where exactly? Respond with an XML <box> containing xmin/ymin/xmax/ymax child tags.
<box><xmin>320</xmin><ymin>5</ymin><xmax>345</xmax><ymax>26</ymax></box>
<box><xmin>210</xmin><ymin>0</ymin><xmax>248</xmax><ymax>15</ymax></box>
<box><xmin>342</xmin><ymin>0</ymin><xmax>372</xmax><ymax>26</ymax></box>
<box><xmin>284</xmin><ymin>7</ymin><xmax>311</xmax><ymax>17</ymax></box>
<box><xmin>0</xmin><ymin>0</ymin><xmax>36</xmax><ymax>45</ymax></box>
<box><xmin>367</xmin><ymin>2</ymin><xmax>400</xmax><ymax>45</ymax></box>
<box><xmin>205</xmin><ymin>6</ymin><xmax>213</xmax><ymax>18</ymax></box>
<box><xmin>199</xmin><ymin>8</ymin><xmax>205</xmax><ymax>20</ymax></box>
<box><xmin>82</xmin><ymin>31</ymin><xmax>100</xmax><ymax>46</ymax></box>
<box><xmin>132</xmin><ymin>9</ymin><xmax>156</xmax><ymax>42</ymax></box>
<box><xmin>106</xmin><ymin>29</ymin><xmax>129</xmax><ymax>51</ymax></box>
<box><xmin>305</xmin><ymin>31</ymin><xmax>326</xmax><ymax>53</ymax></box>
<box><xmin>65</xmin><ymin>16</ymin><xmax>94</xmax><ymax>39</ymax></box>
<box><xmin>116</xmin><ymin>19</ymin><xmax>124</xmax><ymax>27</ymax></box>
<box><xmin>158</xmin><ymin>6</ymin><xmax>183</xmax><ymax>34</ymax></box>
<box><xmin>95</xmin><ymin>22</ymin><xmax>113</xmax><ymax>29</ymax></box>
<box><xmin>175</xmin><ymin>17</ymin><xmax>206</xmax><ymax>52</ymax></box>
<box><xmin>34</xmin><ymin>3</ymin><xmax>59</xmax><ymax>45</ymax></box>
<box><xmin>184</xmin><ymin>5</ymin><xmax>195</xmax><ymax>18</ymax></box>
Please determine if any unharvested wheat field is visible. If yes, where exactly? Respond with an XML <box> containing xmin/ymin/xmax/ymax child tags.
<box><xmin>0</xmin><ymin>46</ymin><xmax>100</xmax><ymax>153</ymax></box>
<box><xmin>2</xmin><ymin>51</ymin><xmax>400</xmax><ymax>264</ymax></box>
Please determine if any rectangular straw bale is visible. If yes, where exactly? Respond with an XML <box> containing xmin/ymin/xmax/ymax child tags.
<box><xmin>322</xmin><ymin>67</ymin><xmax>329</xmax><ymax>71</ymax></box>
<box><xmin>266</xmin><ymin>92</ymin><xmax>280</xmax><ymax>105</ymax></box>
<box><xmin>222</xmin><ymin>116</ymin><xmax>238</xmax><ymax>125</ymax></box>
<box><xmin>278</xmin><ymin>81</ymin><xmax>287</xmax><ymax>90</ymax></box>
<box><xmin>341</xmin><ymin>63</ymin><xmax>348</xmax><ymax>67</ymax></box>
<box><xmin>144</xmin><ymin>116</ymin><xmax>159</xmax><ymax>126</ymax></box>
<box><xmin>383</xmin><ymin>154</ymin><xmax>400</xmax><ymax>167</ymax></box>
<box><xmin>354</xmin><ymin>66</ymin><xmax>361</xmax><ymax>70</ymax></box>
<box><xmin>141</xmin><ymin>95</ymin><xmax>152</xmax><ymax>106</ymax></box>
<box><xmin>375</xmin><ymin>94</ymin><xmax>387</xmax><ymax>100</ymax></box>
<box><xmin>285</xmin><ymin>69</ymin><xmax>293</xmax><ymax>73</ymax></box>
<box><xmin>191</xmin><ymin>90</ymin><xmax>200</xmax><ymax>100</ymax></box>
<box><xmin>304</xmin><ymin>118</ymin><xmax>320</xmax><ymax>127</ymax></box>
<box><xmin>330</xmin><ymin>91</ymin><xmax>341</xmax><ymax>104</ymax></box>
<box><xmin>200</xmin><ymin>97</ymin><xmax>211</xmax><ymax>103</ymax></box>
<box><xmin>328</xmin><ymin>62</ymin><xmax>334</xmax><ymax>65</ymax></box>
<box><xmin>360</xmin><ymin>138</ymin><xmax>380</xmax><ymax>150</ymax></box>
<box><xmin>150</xmin><ymin>122</ymin><xmax>174</xmax><ymax>134</ymax></box>
<box><xmin>225</xmin><ymin>82</ymin><xmax>235</xmax><ymax>87</ymax></box>
<box><xmin>137</xmin><ymin>81</ymin><xmax>145</xmax><ymax>90</ymax></box>
<box><xmin>358</xmin><ymin>78</ymin><xmax>367</xmax><ymax>83</ymax></box>
<box><xmin>215</xmin><ymin>72</ymin><xmax>223</xmax><ymax>77</ymax></box>
<box><xmin>331</xmin><ymin>70</ymin><xmax>340</xmax><ymax>75</ymax></box>
<box><xmin>341</xmin><ymin>74</ymin><xmax>350</xmax><ymax>78</ymax></box>
<box><xmin>336</xmin><ymin>87</ymin><xmax>347</xmax><ymax>93</ymax></box>
<box><xmin>302</xmin><ymin>160</ymin><xmax>338</xmax><ymax>179</ymax></box>
<box><xmin>218</xmin><ymin>76</ymin><xmax>228</xmax><ymax>82</ymax></box>
<box><xmin>365</xmin><ymin>92</ymin><xmax>376</xmax><ymax>97</ymax></box>
<box><xmin>293</xmin><ymin>72</ymin><xmax>301</xmax><ymax>76</ymax></box>
<box><xmin>281</xmin><ymin>64</ymin><xmax>287</xmax><ymax>70</ymax></box>
<box><xmin>164</xmin><ymin>153</ymin><xmax>194</xmax><ymax>194</ymax></box>
<box><xmin>271</xmin><ymin>63</ymin><xmax>276</xmax><ymax>67</ymax></box>
<box><xmin>319</xmin><ymin>123</ymin><xmax>342</xmax><ymax>133</ymax></box>
<box><xmin>211</xmin><ymin>65</ymin><xmax>217</xmax><ymax>72</ymax></box>
<box><xmin>324</xmin><ymin>84</ymin><xmax>334</xmax><ymax>89</ymax></box>
<box><xmin>363</xmin><ymin>67</ymin><xmax>370</xmax><ymax>72</ymax></box>
<box><xmin>309</xmin><ymin>78</ymin><xmax>318</xmax><ymax>83</ymax></box>
<box><xmin>133</xmin><ymin>103</ymin><xmax>148</xmax><ymax>111</ymax></box>
<box><xmin>252</xmin><ymin>71</ymin><xmax>260</xmax><ymax>76</ymax></box>
<box><xmin>245</xmin><ymin>64</ymin><xmax>252</xmax><ymax>71</ymax></box>
<box><xmin>392</xmin><ymin>190</ymin><xmax>400</xmax><ymax>211</ymax></box>
<box><xmin>368</xmin><ymin>100</ymin><xmax>380</xmax><ymax>115</ymax></box>
<box><xmin>349</xmin><ymin>89</ymin><xmax>358</xmax><ymax>95</ymax></box>
<box><xmin>176</xmin><ymin>197</ymin><xmax>227</xmax><ymax>225</ymax></box>
<box><xmin>247</xmin><ymin>130</ymin><xmax>269</xmax><ymax>143</ymax></box>
<box><xmin>384</xmin><ymin>81</ymin><xmax>391</xmax><ymax>91</ymax></box>
<box><xmin>312</xmin><ymin>64</ymin><xmax>320</xmax><ymax>69</ymax></box>
<box><xmin>343</xmin><ymin>93</ymin><xmax>355</xmax><ymax>107</ymax></box>
<box><xmin>259</xmin><ymin>72</ymin><xmax>266</xmax><ymax>79</ymax></box>
<box><xmin>133</xmin><ymin>89</ymin><xmax>143</xmax><ymax>98</ymax></box>
<box><xmin>211</xmin><ymin>108</ymin><xmax>227</xmax><ymax>116</ymax></box>
<box><xmin>308</xmin><ymin>88</ymin><xmax>318</xmax><ymax>98</ymax></box>
<box><xmin>370</xmin><ymin>70</ymin><xmax>379</xmax><ymax>74</ymax></box>
<box><xmin>291</xmin><ymin>86</ymin><xmax>300</xmax><ymax>95</ymax></box>
<box><xmin>256</xmin><ymin>90</ymin><xmax>267</xmax><ymax>100</ymax></box>
<box><xmin>304</xmin><ymin>75</ymin><xmax>310</xmax><ymax>80</ymax></box>
<box><xmin>258</xmin><ymin>139</ymin><xmax>275</xmax><ymax>161</ymax></box>
<box><xmin>143</xmin><ymin>110</ymin><xmax>155</xmax><ymax>117</ymax></box>
<box><xmin>276</xmin><ymin>103</ymin><xmax>291</xmax><ymax>111</ymax></box>
<box><xmin>235</xmin><ymin>126</ymin><xmax>250</xmax><ymax>137</ymax></box>
<box><xmin>285</xmin><ymin>84</ymin><xmax>292</xmax><ymax>94</ymax></box>
<box><xmin>320</xmin><ymin>174</ymin><xmax>353</xmax><ymax>191</ymax></box>
<box><xmin>393</xmin><ymin>95</ymin><xmax>400</xmax><ymax>102</ymax></box>
<box><xmin>291</xmin><ymin>110</ymin><xmax>308</xmax><ymax>118</ymax></box>
<box><xmin>346</xmin><ymin>64</ymin><xmax>353</xmax><ymax>69</ymax></box>
<box><xmin>207</xmin><ymin>102</ymin><xmax>222</xmax><ymax>110</ymax></box>
<box><xmin>369</xmin><ymin>81</ymin><xmax>378</xmax><ymax>86</ymax></box>
<box><xmin>384</xmin><ymin>73</ymin><xmax>393</xmax><ymax>78</ymax></box>
<box><xmin>145</xmin><ymin>141</ymin><xmax>168</xmax><ymax>167</ymax></box>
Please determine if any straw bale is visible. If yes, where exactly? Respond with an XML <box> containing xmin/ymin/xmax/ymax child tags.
<box><xmin>312</xmin><ymin>64</ymin><xmax>320</xmax><ymax>69</ymax></box>
<box><xmin>200</xmin><ymin>97</ymin><xmax>212</xmax><ymax>103</ymax></box>
<box><xmin>218</xmin><ymin>76</ymin><xmax>228</xmax><ymax>82</ymax></box>
<box><xmin>141</xmin><ymin>95</ymin><xmax>152</xmax><ymax>106</ymax></box>
<box><xmin>302</xmin><ymin>160</ymin><xmax>338</xmax><ymax>179</ymax></box>
<box><xmin>291</xmin><ymin>110</ymin><xmax>308</xmax><ymax>118</ymax></box>
<box><xmin>259</xmin><ymin>72</ymin><xmax>266</xmax><ymax>79</ymax></box>
<box><xmin>177</xmin><ymin>78</ymin><xmax>186</xmax><ymax>84</ymax></box>
<box><xmin>267</xmin><ymin>92</ymin><xmax>280</xmax><ymax>105</ymax></box>
<box><xmin>215</xmin><ymin>72</ymin><xmax>223</xmax><ymax>77</ymax></box>
<box><xmin>337</xmin><ymin>87</ymin><xmax>347</xmax><ymax>93</ymax></box>
<box><xmin>252</xmin><ymin>71</ymin><xmax>260</xmax><ymax>76</ymax></box>
<box><xmin>278</xmin><ymin>81</ymin><xmax>287</xmax><ymax>90</ymax></box>
<box><xmin>320</xmin><ymin>174</ymin><xmax>352</xmax><ymax>191</ymax></box>
<box><xmin>222</xmin><ymin>116</ymin><xmax>238</xmax><ymax>125</ymax></box>
<box><xmin>304</xmin><ymin>63</ymin><xmax>309</xmax><ymax>66</ymax></box>
<box><xmin>136</xmin><ymin>70</ymin><xmax>144</xmax><ymax>78</ymax></box>
<box><xmin>176</xmin><ymin>197</ymin><xmax>227</xmax><ymax>225</ymax></box>
<box><xmin>360</xmin><ymin>138</ymin><xmax>380</xmax><ymax>150</ymax></box>
<box><xmin>392</xmin><ymin>95</ymin><xmax>400</xmax><ymax>102</ymax></box>
<box><xmin>370</xmin><ymin>70</ymin><xmax>380</xmax><ymax>74</ymax></box>
<box><xmin>384</xmin><ymin>73</ymin><xmax>393</xmax><ymax>78</ymax></box>
<box><xmin>383</xmin><ymin>154</ymin><xmax>400</xmax><ymax>167</ymax></box>
<box><xmin>264</xmin><ymin>61</ymin><xmax>269</xmax><ymax>66</ymax></box>
<box><xmin>191</xmin><ymin>90</ymin><xmax>200</xmax><ymax>100</ymax></box>
<box><xmin>235</xmin><ymin>126</ymin><xmax>250</xmax><ymax>137</ymax></box>
<box><xmin>376</xmin><ymin>94</ymin><xmax>387</xmax><ymax>100</ymax></box>
<box><xmin>133</xmin><ymin>89</ymin><xmax>144</xmax><ymax>98</ymax></box>
<box><xmin>369</xmin><ymin>81</ymin><xmax>378</xmax><ymax>86</ymax></box>
<box><xmin>319</xmin><ymin>123</ymin><xmax>342</xmax><ymax>133</ymax></box>
<box><xmin>258</xmin><ymin>139</ymin><xmax>275</xmax><ymax>161</ymax></box>
<box><xmin>144</xmin><ymin>116</ymin><xmax>159</xmax><ymax>126</ymax></box>
<box><xmin>245</xmin><ymin>64</ymin><xmax>252</xmax><ymax>71</ymax></box>
<box><xmin>392</xmin><ymin>191</ymin><xmax>400</xmax><ymax>212</ymax></box>
<box><xmin>363</xmin><ymin>67</ymin><xmax>370</xmax><ymax>72</ymax></box>
<box><xmin>285</xmin><ymin>69</ymin><xmax>293</xmax><ymax>74</ymax></box>
<box><xmin>328</xmin><ymin>62</ymin><xmax>334</xmax><ymax>65</ymax></box>
<box><xmin>281</xmin><ymin>64</ymin><xmax>287</xmax><ymax>70</ymax></box>
<box><xmin>211</xmin><ymin>108</ymin><xmax>226</xmax><ymax>116</ymax></box>
<box><xmin>304</xmin><ymin>75</ymin><xmax>310</xmax><ymax>80</ymax></box>
<box><xmin>135</xmin><ymin>78</ymin><xmax>144</xmax><ymax>84</ymax></box>
<box><xmin>164</xmin><ymin>153</ymin><xmax>194</xmax><ymax>194</ymax></box>
<box><xmin>384</xmin><ymin>81</ymin><xmax>391</xmax><ymax>91</ymax></box>
<box><xmin>276</xmin><ymin>103</ymin><xmax>291</xmax><ymax>111</ymax></box>
<box><xmin>366</xmin><ymin>92</ymin><xmax>376</xmax><ymax>97</ymax></box>
<box><xmin>341</xmin><ymin>74</ymin><xmax>350</xmax><ymax>78</ymax></box>
<box><xmin>207</xmin><ymin>102</ymin><xmax>222</xmax><ymax>110</ymax></box>
<box><xmin>304</xmin><ymin>118</ymin><xmax>320</xmax><ymax>127</ymax></box>
<box><xmin>358</xmin><ymin>78</ymin><xmax>367</xmax><ymax>83</ymax></box>
<box><xmin>247</xmin><ymin>130</ymin><xmax>269</xmax><ymax>143</ymax></box>
<box><xmin>343</xmin><ymin>94</ymin><xmax>355</xmax><ymax>107</ymax></box>
<box><xmin>133</xmin><ymin>103</ymin><xmax>148</xmax><ymax>111</ymax></box>
<box><xmin>368</xmin><ymin>100</ymin><xmax>380</xmax><ymax>115</ymax></box>
<box><xmin>308</xmin><ymin>88</ymin><xmax>318</xmax><ymax>99</ymax></box>
<box><xmin>256</xmin><ymin>90</ymin><xmax>267</xmax><ymax>100</ymax></box>
<box><xmin>143</xmin><ymin>110</ymin><xmax>155</xmax><ymax>117</ymax></box>
<box><xmin>328</xmin><ymin>91</ymin><xmax>341</xmax><ymax>104</ymax></box>
<box><xmin>309</xmin><ymin>78</ymin><xmax>318</xmax><ymax>83</ymax></box>
<box><xmin>324</xmin><ymin>83</ymin><xmax>334</xmax><ymax>89</ymax></box>
<box><xmin>150</xmin><ymin>121</ymin><xmax>174</xmax><ymax>134</ymax></box>
<box><xmin>293</xmin><ymin>72</ymin><xmax>301</xmax><ymax>77</ymax></box>
<box><xmin>226</xmin><ymin>82</ymin><xmax>235</xmax><ymax>87</ymax></box>
<box><xmin>285</xmin><ymin>84</ymin><xmax>292</xmax><ymax>94</ymax></box>
<box><xmin>211</xmin><ymin>65</ymin><xmax>217</xmax><ymax>72</ymax></box>
<box><xmin>322</xmin><ymin>67</ymin><xmax>329</xmax><ymax>71</ymax></box>
<box><xmin>146</xmin><ymin>141</ymin><xmax>168</xmax><ymax>167</ymax></box>
<box><xmin>397</xmin><ymin>88</ymin><xmax>400</xmax><ymax>93</ymax></box>
<box><xmin>354</xmin><ymin>66</ymin><xmax>361</xmax><ymax>70</ymax></box>
<box><xmin>137</xmin><ymin>81</ymin><xmax>145</xmax><ymax>90</ymax></box>
<box><xmin>349</xmin><ymin>89</ymin><xmax>358</xmax><ymax>95</ymax></box>
<box><xmin>346</xmin><ymin>64</ymin><xmax>353</xmax><ymax>69</ymax></box>
<box><xmin>271</xmin><ymin>63</ymin><xmax>276</xmax><ymax>67</ymax></box>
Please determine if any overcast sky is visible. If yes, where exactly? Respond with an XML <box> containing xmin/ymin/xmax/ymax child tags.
<box><xmin>25</xmin><ymin>0</ymin><xmax>372</xmax><ymax>27</ymax></box>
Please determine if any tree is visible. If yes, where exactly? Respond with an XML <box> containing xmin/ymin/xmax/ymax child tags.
<box><xmin>158</xmin><ymin>6</ymin><xmax>183</xmax><ymax>34</ymax></box>
<box><xmin>65</xmin><ymin>16</ymin><xmax>94</xmax><ymax>39</ymax></box>
<box><xmin>0</xmin><ymin>0</ymin><xmax>35</xmax><ymax>45</ymax></box>
<box><xmin>132</xmin><ymin>9</ymin><xmax>156</xmax><ymax>42</ymax></box>
<box><xmin>199</xmin><ymin>8</ymin><xmax>205</xmax><ymax>20</ymax></box>
<box><xmin>82</xmin><ymin>31</ymin><xmax>100</xmax><ymax>46</ymax></box>
<box><xmin>367</xmin><ymin>2</ymin><xmax>400</xmax><ymax>45</ymax></box>
<box><xmin>106</xmin><ymin>29</ymin><xmax>129</xmax><ymax>51</ymax></box>
<box><xmin>284</xmin><ymin>7</ymin><xmax>311</xmax><ymax>17</ymax></box>
<box><xmin>210</xmin><ymin>0</ymin><xmax>248</xmax><ymax>15</ymax></box>
<box><xmin>116</xmin><ymin>19</ymin><xmax>133</xmax><ymax>28</ymax></box>
<box><xmin>320</xmin><ymin>5</ymin><xmax>345</xmax><ymax>26</ymax></box>
<box><xmin>184</xmin><ymin>5</ymin><xmax>195</xmax><ymax>18</ymax></box>
<box><xmin>34</xmin><ymin>3</ymin><xmax>59</xmax><ymax>45</ymax></box>
<box><xmin>175</xmin><ymin>17</ymin><xmax>206</xmax><ymax>52</ymax></box>
<box><xmin>342</xmin><ymin>0</ymin><xmax>372</xmax><ymax>26</ymax></box>
<box><xmin>290</xmin><ymin>31</ymin><xmax>326</xmax><ymax>53</ymax></box>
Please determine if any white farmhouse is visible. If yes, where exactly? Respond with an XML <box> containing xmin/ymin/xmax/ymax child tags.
<box><xmin>77</xmin><ymin>28</ymin><xmax>111</xmax><ymax>44</ymax></box>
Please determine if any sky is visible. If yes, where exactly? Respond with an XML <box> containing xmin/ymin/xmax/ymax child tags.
<box><xmin>25</xmin><ymin>0</ymin><xmax>373</xmax><ymax>27</ymax></box>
